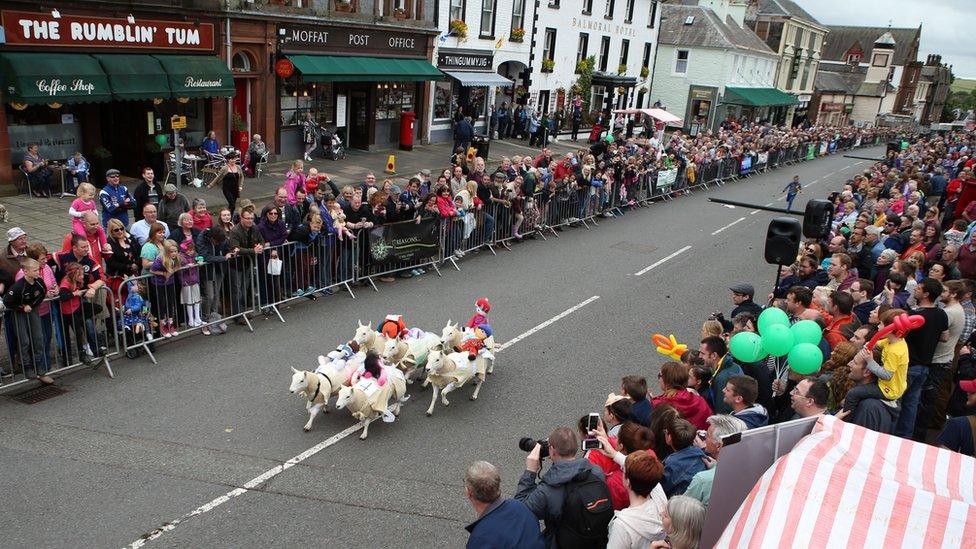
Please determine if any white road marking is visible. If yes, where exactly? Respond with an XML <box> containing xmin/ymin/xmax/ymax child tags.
<box><xmin>711</xmin><ymin>217</ymin><xmax>746</xmax><ymax>236</ymax></box>
<box><xmin>750</xmin><ymin>209</ymin><xmax>761</xmax><ymax>215</ymax></box>
<box><xmin>803</xmin><ymin>178</ymin><xmax>820</xmax><ymax>188</ymax></box>
<box><xmin>124</xmin><ymin>295</ymin><xmax>602</xmax><ymax>549</ymax></box>
<box><xmin>765</xmin><ymin>202</ymin><xmax>774</xmax><ymax>207</ymax></box>
<box><xmin>494</xmin><ymin>295</ymin><xmax>600</xmax><ymax>352</ymax></box>
<box><xmin>634</xmin><ymin>246</ymin><xmax>693</xmax><ymax>276</ymax></box>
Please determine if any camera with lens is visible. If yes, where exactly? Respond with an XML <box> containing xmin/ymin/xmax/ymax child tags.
<box><xmin>518</xmin><ymin>437</ymin><xmax>550</xmax><ymax>459</ymax></box>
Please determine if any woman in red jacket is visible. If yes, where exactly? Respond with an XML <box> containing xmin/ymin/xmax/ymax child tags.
<box><xmin>652</xmin><ymin>361</ymin><xmax>713</xmax><ymax>430</ymax></box>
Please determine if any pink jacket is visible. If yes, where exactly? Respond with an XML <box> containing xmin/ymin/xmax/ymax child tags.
<box><xmin>284</xmin><ymin>170</ymin><xmax>306</xmax><ymax>205</ymax></box>
<box><xmin>436</xmin><ymin>196</ymin><xmax>457</xmax><ymax>218</ymax></box>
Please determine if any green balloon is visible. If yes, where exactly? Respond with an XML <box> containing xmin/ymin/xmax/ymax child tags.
<box><xmin>761</xmin><ymin>323</ymin><xmax>794</xmax><ymax>357</ymax></box>
<box><xmin>790</xmin><ymin>320</ymin><xmax>822</xmax><ymax>346</ymax></box>
<box><xmin>729</xmin><ymin>331</ymin><xmax>766</xmax><ymax>364</ymax></box>
<box><xmin>155</xmin><ymin>134</ymin><xmax>169</xmax><ymax>147</ymax></box>
<box><xmin>788</xmin><ymin>343</ymin><xmax>823</xmax><ymax>375</ymax></box>
<box><xmin>758</xmin><ymin>307</ymin><xmax>790</xmax><ymax>334</ymax></box>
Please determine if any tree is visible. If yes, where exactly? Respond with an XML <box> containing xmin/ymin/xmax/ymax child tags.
<box><xmin>573</xmin><ymin>56</ymin><xmax>596</xmax><ymax>116</ymax></box>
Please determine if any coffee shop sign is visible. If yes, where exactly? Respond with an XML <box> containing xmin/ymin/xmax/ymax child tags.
<box><xmin>36</xmin><ymin>79</ymin><xmax>95</xmax><ymax>96</ymax></box>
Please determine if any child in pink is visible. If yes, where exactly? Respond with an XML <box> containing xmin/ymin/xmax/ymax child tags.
<box><xmin>68</xmin><ymin>182</ymin><xmax>107</xmax><ymax>249</ymax></box>
<box><xmin>466</xmin><ymin>297</ymin><xmax>491</xmax><ymax>329</ymax></box>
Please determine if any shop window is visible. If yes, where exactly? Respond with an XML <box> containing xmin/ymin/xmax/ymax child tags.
<box><xmin>434</xmin><ymin>81</ymin><xmax>453</xmax><ymax>120</ymax></box>
<box><xmin>591</xmin><ymin>85</ymin><xmax>606</xmax><ymax>112</ymax></box>
<box><xmin>279</xmin><ymin>76</ymin><xmax>334</xmax><ymax>126</ymax></box>
<box><xmin>232</xmin><ymin>51</ymin><xmax>253</xmax><ymax>73</ymax></box>
<box><xmin>375</xmin><ymin>82</ymin><xmax>415</xmax><ymax>120</ymax></box>
<box><xmin>480</xmin><ymin>0</ymin><xmax>497</xmax><ymax>38</ymax></box>
<box><xmin>449</xmin><ymin>0</ymin><xmax>464</xmax><ymax>22</ymax></box>
<box><xmin>674</xmin><ymin>49</ymin><xmax>688</xmax><ymax>75</ymax></box>
<box><xmin>599</xmin><ymin>36</ymin><xmax>610</xmax><ymax>72</ymax></box>
<box><xmin>468</xmin><ymin>86</ymin><xmax>487</xmax><ymax>118</ymax></box>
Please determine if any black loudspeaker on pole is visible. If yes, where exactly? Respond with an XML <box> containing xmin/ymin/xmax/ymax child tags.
<box><xmin>764</xmin><ymin>217</ymin><xmax>803</xmax><ymax>265</ymax></box>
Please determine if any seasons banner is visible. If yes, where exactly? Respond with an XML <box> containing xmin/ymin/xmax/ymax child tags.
<box><xmin>368</xmin><ymin>218</ymin><xmax>440</xmax><ymax>265</ymax></box>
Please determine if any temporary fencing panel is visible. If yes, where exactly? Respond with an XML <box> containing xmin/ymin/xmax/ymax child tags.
<box><xmin>361</xmin><ymin>219</ymin><xmax>443</xmax><ymax>286</ymax></box>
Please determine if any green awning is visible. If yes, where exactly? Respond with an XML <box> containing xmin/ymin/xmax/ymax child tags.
<box><xmin>153</xmin><ymin>55</ymin><xmax>235</xmax><ymax>98</ymax></box>
<box><xmin>288</xmin><ymin>55</ymin><xmax>444</xmax><ymax>82</ymax></box>
<box><xmin>723</xmin><ymin>87</ymin><xmax>799</xmax><ymax>107</ymax></box>
<box><xmin>0</xmin><ymin>52</ymin><xmax>112</xmax><ymax>105</ymax></box>
<box><xmin>92</xmin><ymin>54</ymin><xmax>171</xmax><ymax>101</ymax></box>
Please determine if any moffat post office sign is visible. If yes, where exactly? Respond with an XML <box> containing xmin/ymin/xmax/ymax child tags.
<box><xmin>1</xmin><ymin>10</ymin><xmax>216</xmax><ymax>51</ymax></box>
<box><xmin>278</xmin><ymin>24</ymin><xmax>428</xmax><ymax>58</ymax></box>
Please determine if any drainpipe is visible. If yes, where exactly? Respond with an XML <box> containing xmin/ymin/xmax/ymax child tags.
<box><xmin>226</xmin><ymin>15</ymin><xmax>233</xmax><ymax>144</ymax></box>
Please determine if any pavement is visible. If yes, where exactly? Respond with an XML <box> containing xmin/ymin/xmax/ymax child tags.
<box><xmin>2</xmin><ymin>137</ymin><xmax>585</xmax><ymax>251</ymax></box>
<box><xmin>0</xmin><ymin>145</ymin><xmax>884</xmax><ymax>548</ymax></box>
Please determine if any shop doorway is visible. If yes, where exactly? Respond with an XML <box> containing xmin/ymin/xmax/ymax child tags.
<box><xmin>233</xmin><ymin>79</ymin><xmax>250</xmax><ymax>131</ymax></box>
<box><xmin>349</xmin><ymin>91</ymin><xmax>369</xmax><ymax>150</ymax></box>
<box><xmin>97</xmin><ymin>101</ymin><xmax>153</xmax><ymax>176</ymax></box>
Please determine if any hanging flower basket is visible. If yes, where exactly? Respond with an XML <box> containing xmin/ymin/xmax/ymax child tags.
<box><xmin>449</xmin><ymin>19</ymin><xmax>469</xmax><ymax>41</ymax></box>
<box><xmin>617</xmin><ymin>63</ymin><xmax>627</xmax><ymax>75</ymax></box>
<box><xmin>394</xmin><ymin>7</ymin><xmax>408</xmax><ymax>19</ymax></box>
<box><xmin>640</xmin><ymin>66</ymin><xmax>650</xmax><ymax>79</ymax></box>
<box><xmin>541</xmin><ymin>59</ymin><xmax>555</xmax><ymax>73</ymax></box>
<box><xmin>510</xmin><ymin>28</ymin><xmax>525</xmax><ymax>42</ymax></box>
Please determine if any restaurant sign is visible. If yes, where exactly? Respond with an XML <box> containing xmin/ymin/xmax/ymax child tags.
<box><xmin>278</xmin><ymin>24</ymin><xmax>428</xmax><ymax>58</ymax></box>
<box><xmin>0</xmin><ymin>10</ymin><xmax>215</xmax><ymax>51</ymax></box>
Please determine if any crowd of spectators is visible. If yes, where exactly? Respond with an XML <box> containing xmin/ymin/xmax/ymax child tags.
<box><xmin>460</xmin><ymin>130</ymin><xmax>976</xmax><ymax>549</ymax></box>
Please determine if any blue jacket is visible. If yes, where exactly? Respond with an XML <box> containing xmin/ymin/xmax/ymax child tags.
<box><xmin>662</xmin><ymin>445</ymin><xmax>708</xmax><ymax>497</ymax></box>
<box><xmin>630</xmin><ymin>397</ymin><xmax>653</xmax><ymax>427</ymax></box>
<box><xmin>455</xmin><ymin>119</ymin><xmax>474</xmax><ymax>142</ymax></box>
<box><xmin>99</xmin><ymin>183</ymin><xmax>132</xmax><ymax>227</ymax></box>
<box><xmin>732</xmin><ymin>404</ymin><xmax>769</xmax><ymax>429</ymax></box>
<box><xmin>708</xmin><ymin>356</ymin><xmax>744</xmax><ymax>414</ymax></box>
<box><xmin>466</xmin><ymin>499</ymin><xmax>545</xmax><ymax>549</ymax></box>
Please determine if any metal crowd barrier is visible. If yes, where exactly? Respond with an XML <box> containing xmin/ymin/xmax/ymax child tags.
<box><xmin>0</xmin><ymin>286</ymin><xmax>117</xmax><ymax>392</ymax></box>
<box><xmin>0</xmin><ymin>130</ymin><xmax>897</xmax><ymax>386</ymax></box>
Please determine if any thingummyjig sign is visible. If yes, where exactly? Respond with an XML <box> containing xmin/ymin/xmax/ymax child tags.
<box><xmin>1</xmin><ymin>10</ymin><xmax>216</xmax><ymax>51</ymax></box>
<box><xmin>437</xmin><ymin>50</ymin><xmax>493</xmax><ymax>71</ymax></box>
<box><xmin>368</xmin><ymin>218</ymin><xmax>440</xmax><ymax>264</ymax></box>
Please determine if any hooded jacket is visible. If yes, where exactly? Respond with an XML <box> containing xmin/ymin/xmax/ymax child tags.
<box><xmin>652</xmin><ymin>390</ymin><xmax>712</xmax><ymax>430</ymax></box>
<box><xmin>465</xmin><ymin>499</ymin><xmax>545</xmax><ymax>549</ymax></box>
<box><xmin>515</xmin><ymin>458</ymin><xmax>606</xmax><ymax>548</ymax></box>
<box><xmin>732</xmin><ymin>403</ymin><xmax>769</xmax><ymax>429</ymax></box>
<box><xmin>606</xmin><ymin>486</ymin><xmax>669</xmax><ymax>549</ymax></box>
<box><xmin>848</xmin><ymin>397</ymin><xmax>899</xmax><ymax>435</ymax></box>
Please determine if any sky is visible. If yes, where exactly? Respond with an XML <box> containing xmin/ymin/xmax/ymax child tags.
<box><xmin>795</xmin><ymin>0</ymin><xmax>975</xmax><ymax>79</ymax></box>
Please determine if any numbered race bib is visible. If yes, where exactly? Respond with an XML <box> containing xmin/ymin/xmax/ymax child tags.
<box><xmin>355</xmin><ymin>378</ymin><xmax>380</xmax><ymax>397</ymax></box>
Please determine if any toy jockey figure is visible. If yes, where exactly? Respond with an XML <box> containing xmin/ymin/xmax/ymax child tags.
<box><xmin>467</xmin><ymin>297</ymin><xmax>491</xmax><ymax>329</ymax></box>
<box><xmin>377</xmin><ymin>314</ymin><xmax>407</xmax><ymax>339</ymax></box>
<box><xmin>456</xmin><ymin>324</ymin><xmax>493</xmax><ymax>361</ymax></box>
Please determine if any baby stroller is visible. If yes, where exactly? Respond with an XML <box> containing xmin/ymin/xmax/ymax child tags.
<box><xmin>319</xmin><ymin>127</ymin><xmax>346</xmax><ymax>161</ymax></box>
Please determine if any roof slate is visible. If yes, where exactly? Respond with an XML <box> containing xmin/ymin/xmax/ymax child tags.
<box><xmin>821</xmin><ymin>25</ymin><xmax>920</xmax><ymax>65</ymax></box>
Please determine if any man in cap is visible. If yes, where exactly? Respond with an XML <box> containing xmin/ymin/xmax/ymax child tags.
<box><xmin>157</xmin><ymin>183</ymin><xmax>190</xmax><ymax>230</ymax></box>
<box><xmin>98</xmin><ymin>168</ymin><xmax>133</xmax><ymax>227</ymax></box>
<box><xmin>727</xmin><ymin>283</ymin><xmax>763</xmax><ymax>326</ymax></box>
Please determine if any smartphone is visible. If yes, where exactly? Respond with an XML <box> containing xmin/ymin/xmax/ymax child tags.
<box><xmin>587</xmin><ymin>413</ymin><xmax>600</xmax><ymax>431</ymax></box>
<box><xmin>581</xmin><ymin>438</ymin><xmax>602</xmax><ymax>451</ymax></box>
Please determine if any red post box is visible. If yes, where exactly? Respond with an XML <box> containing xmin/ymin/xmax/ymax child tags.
<box><xmin>399</xmin><ymin>110</ymin><xmax>416</xmax><ymax>151</ymax></box>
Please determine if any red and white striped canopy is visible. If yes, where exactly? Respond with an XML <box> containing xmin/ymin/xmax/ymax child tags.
<box><xmin>718</xmin><ymin>415</ymin><xmax>976</xmax><ymax>548</ymax></box>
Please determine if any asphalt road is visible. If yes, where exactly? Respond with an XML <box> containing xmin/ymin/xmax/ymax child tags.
<box><xmin>0</xmin><ymin>146</ymin><xmax>883</xmax><ymax>548</ymax></box>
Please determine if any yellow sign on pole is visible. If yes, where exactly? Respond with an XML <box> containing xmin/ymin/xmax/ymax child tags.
<box><xmin>171</xmin><ymin>115</ymin><xmax>187</xmax><ymax>129</ymax></box>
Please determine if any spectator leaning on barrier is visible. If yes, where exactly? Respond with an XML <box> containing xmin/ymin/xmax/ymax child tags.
<box><xmin>661</xmin><ymin>418</ymin><xmax>707</xmax><ymax>497</ymax></box>
<box><xmin>464</xmin><ymin>461</ymin><xmax>544</xmax><ymax>549</ymax></box>
<box><xmin>684</xmin><ymin>414</ymin><xmax>748</xmax><ymax>508</ymax></box>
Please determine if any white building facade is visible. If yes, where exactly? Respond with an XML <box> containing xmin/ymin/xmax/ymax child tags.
<box><xmin>652</xmin><ymin>0</ymin><xmax>781</xmax><ymax>135</ymax></box>
<box><xmin>427</xmin><ymin>0</ymin><xmax>533</xmax><ymax>143</ymax></box>
<box><xmin>524</xmin><ymin>0</ymin><xmax>662</xmax><ymax>124</ymax></box>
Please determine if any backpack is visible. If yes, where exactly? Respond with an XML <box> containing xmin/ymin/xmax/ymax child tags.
<box><xmin>554</xmin><ymin>469</ymin><xmax>614</xmax><ymax>549</ymax></box>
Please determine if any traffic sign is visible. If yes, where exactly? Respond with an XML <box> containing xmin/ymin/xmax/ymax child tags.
<box><xmin>171</xmin><ymin>115</ymin><xmax>187</xmax><ymax>129</ymax></box>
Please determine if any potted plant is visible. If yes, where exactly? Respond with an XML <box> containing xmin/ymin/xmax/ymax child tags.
<box><xmin>541</xmin><ymin>59</ymin><xmax>555</xmax><ymax>73</ymax></box>
<box><xmin>231</xmin><ymin>112</ymin><xmax>250</xmax><ymax>157</ymax></box>
<box><xmin>510</xmin><ymin>28</ymin><xmax>525</xmax><ymax>42</ymax></box>
<box><xmin>335</xmin><ymin>0</ymin><xmax>353</xmax><ymax>11</ymax></box>
<box><xmin>91</xmin><ymin>146</ymin><xmax>113</xmax><ymax>187</ymax></box>
<box><xmin>449</xmin><ymin>19</ymin><xmax>468</xmax><ymax>41</ymax></box>
<box><xmin>640</xmin><ymin>66</ymin><xmax>649</xmax><ymax>79</ymax></box>
<box><xmin>617</xmin><ymin>63</ymin><xmax>627</xmax><ymax>75</ymax></box>
<box><xmin>514</xmin><ymin>85</ymin><xmax>527</xmax><ymax>96</ymax></box>
<box><xmin>393</xmin><ymin>7</ymin><xmax>408</xmax><ymax>19</ymax></box>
